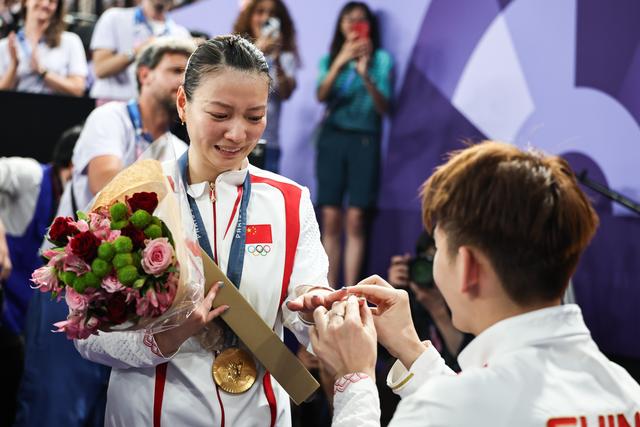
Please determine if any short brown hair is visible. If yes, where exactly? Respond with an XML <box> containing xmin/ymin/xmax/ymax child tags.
<box><xmin>421</xmin><ymin>141</ymin><xmax>599</xmax><ymax>305</ymax></box>
<box><xmin>135</xmin><ymin>37</ymin><xmax>197</xmax><ymax>91</ymax></box>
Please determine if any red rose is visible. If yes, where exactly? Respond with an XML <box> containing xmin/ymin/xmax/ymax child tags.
<box><xmin>127</xmin><ymin>192</ymin><xmax>158</xmax><ymax>214</ymax></box>
<box><xmin>121</xmin><ymin>224</ymin><xmax>146</xmax><ymax>249</ymax></box>
<box><xmin>105</xmin><ymin>292</ymin><xmax>129</xmax><ymax>324</ymax></box>
<box><xmin>49</xmin><ymin>216</ymin><xmax>79</xmax><ymax>244</ymax></box>
<box><xmin>70</xmin><ymin>231</ymin><xmax>101</xmax><ymax>262</ymax></box>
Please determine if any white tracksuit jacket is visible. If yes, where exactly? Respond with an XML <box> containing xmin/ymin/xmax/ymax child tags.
<box><xmin>76</xmin><ymin>164</ymin><xmax>329</xmax><ymax>427</ymax></box>
<box><xmin>332</xmin><ymin>304</ymin><xmax>640</xmax><ymax>426</ymax></box>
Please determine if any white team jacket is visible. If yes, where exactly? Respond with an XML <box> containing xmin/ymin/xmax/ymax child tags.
<box><xmin>75</xmin><ymin>164</ymin><xmax>329</xmax><ymax>427</ymax></box>
<box><xmin>332</xmin><ymin>304</ymin><xmax>640</xmax><ymax>426</ymax></box>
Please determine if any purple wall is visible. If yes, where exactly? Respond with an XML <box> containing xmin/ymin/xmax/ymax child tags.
<box><xmin>172</xmin><ymin>0</ymin><xmax>640</xmax><ymax>358</ymax></box>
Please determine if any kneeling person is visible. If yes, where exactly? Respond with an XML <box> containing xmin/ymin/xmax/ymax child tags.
<box><xmin>311</xmin><ymin>141</ymin><xmax>640</xmax><ymax>426</ymax></box>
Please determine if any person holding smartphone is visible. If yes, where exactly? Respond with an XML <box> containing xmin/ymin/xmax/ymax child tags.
<box><xmin>316</xmin><ymin>2</ymin><xmax>393</xmax><ymax>287</ymax></box>
<box><xmin>233</xmin><ymin>0</ymin><xmax>299</xmax><ymax>173</ymax></box>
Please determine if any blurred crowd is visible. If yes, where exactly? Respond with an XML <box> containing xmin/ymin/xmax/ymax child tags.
<box><xmin>0</xmin><ymin>1</ymin><xmax>457</xmax><ymax>425</ymax></box>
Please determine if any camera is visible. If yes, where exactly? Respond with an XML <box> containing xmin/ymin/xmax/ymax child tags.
<box><xmin>407</xmin><ymin>232</ymin><xmax>436</xmax><ymax>289</ymax></box>
<box><xmin>261</xmin><ymin>17</ymin><xmax>281</xmax><ymax>39</ymax></box>
<box><xmin>408</xmin><ymin>253</ymin><xmax>434</xmax><ymax>289</ymax></box>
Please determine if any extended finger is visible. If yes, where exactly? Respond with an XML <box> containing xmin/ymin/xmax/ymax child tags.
<box><xmin>347</xmin><ymin>284</ymin><xmax>397</xmax><ymax>304</ymax></box>
<box><xmin>313</xmin><ymin>306</ymin><xmax>329</xmax><ymax>333</ymax></box>
<box><xmin>355</xmin><ymin>275</ymin><xmax>394</xmax><ymax>289</ymax></box>
<box><xmin>285</xmin><ymin>296</ymin><xmax>305</xmax><ymax>312</ymax></box>
<box><xmin>207</xmin><ymin>304</ymin><xmax>229</xmax><ymax>322</ymax></box>
<box><xmin>322</xmin><ymin>288</ymin><xmax>348</xmax><ymax>308</ymax></box>
<box><xmin>206</xmin><ymin>281</ymin><xmax>223</xmax><ymax>306</ymax></box>
<box><xmin>360</xmin><ymin>301</ymin><xmax>375</xmax><ymax>330</ymax></box>
<box><xmin>329</xmin><ymin>301</ymin><xmax>347</xmax><ymax>325</ymax></box>
<box><xmin>344</xmin><ymin>296</ymin><xmax>360</xmax><ymax>324</ymax></box>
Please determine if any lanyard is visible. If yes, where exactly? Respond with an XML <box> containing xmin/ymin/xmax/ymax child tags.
<box><xmin>16</xmin><ymin>29</ymin><xmax>33</xmax><ymax>59</ymax></box>
<box><xmin>178</xmin><ymin>151</ymin><xmax>252</xmax><ymax>346</ymax></box>
<box><xmin>134</xmin><ymin>7</ymin><xmax>172</xmax><ymax>37</ymax></box>
<box><xmin>177</xmin><ymin>151</ymin><xmax>252</xmax><ymax>287</ymax></box>
<box><xmin>126</xmin><ymin>99</ymin><xmax>154</xmax><ymax>158</ymax></box>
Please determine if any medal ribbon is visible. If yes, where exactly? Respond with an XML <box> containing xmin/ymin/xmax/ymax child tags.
<box><xmin>178</xmin><ymin>151</ymin><xmax>251</xmax><ymax>348</ymax></box>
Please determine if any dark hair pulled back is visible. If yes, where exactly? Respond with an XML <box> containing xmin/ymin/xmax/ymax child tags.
<box><xmin>183</xmin><ymin>34</ymin><xmax>271</xmax><ymax>101</ymax></box>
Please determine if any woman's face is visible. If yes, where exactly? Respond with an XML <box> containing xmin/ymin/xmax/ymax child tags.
<box><xmin>250</xmin><ymin>0</ymin><xmax>276</xmax><ymax>38</ymax></box>
<box><xmin>25</xmin><ymin>0</ymin><xmax>57</xmax><ymax>23</ymax></box>
<box><xmin>340</xmin><ymin>6</ymin><xmax>367</xmax><ymax>38</ymax></box>
<box><xmin>178</xmin><ymin>67</ymin><xmax>269</xmax><ymax>175</ymax></box>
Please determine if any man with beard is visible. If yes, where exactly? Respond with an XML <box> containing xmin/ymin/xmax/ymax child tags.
<box><xmin>14</xmin><ymin>38</ymin><xmax>194</xmax><ymax>427</ymax></box>
<box><xmin>90</xmin><ymin>0</ymin><xmax>192</xmax><ymax>101</ymax></box>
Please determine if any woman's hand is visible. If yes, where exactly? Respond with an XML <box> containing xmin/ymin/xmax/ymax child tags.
<box><xmin>286</xmin><ymin>287</ymin><xmax>348</xmax><ymax>323</ymax></box>
<box><xmin>334</xmin><ymin>32</ymin><xmax>369</xmax><ymax>68</ymax></box>
<box><xmin>7</xmin><ymin>32</ymin><xmax>19</xmax><ymax>68</ymax></box>
<box><xmin>347</xmin><ymin>275</ymin><xmax>425</xmax><ymax>369</ymax></box>
<box><xmin>310</xmin><ymin>295</ymin><xmax>377</xmax><ymax>380</ymax></box>
<box><xmin>153</xmin><ymin>281</ymin><xmax>228</xmax><ymax>357</ymax></box>
<box><xmin>29</xmin><ymin>45</ymin><xmax>44</xmax><ymax>75</ymax></box>
<box><xmin>388</xmin><ymin>253</ymin><xmax>411</xmax><ymax>288</ymax></box>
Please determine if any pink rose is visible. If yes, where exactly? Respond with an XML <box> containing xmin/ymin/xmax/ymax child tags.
<box><xmin>30</xmin><ymin>265</ymin><xmax>60</xmax><ymax>293</ymax></box>
<box><xmin>65</xmin><ymin>287</ymin><xmax>89</xmax><ymax>313</ymax></box>
<box><xmin>101</xmin><ymin>274</ymin><xmax>125</xmax><ymax>293</ymax></box>
<box><xmin>141</xmin><ymin>238</ymin><xmax>174</xmax><ymax>276</ymax></box>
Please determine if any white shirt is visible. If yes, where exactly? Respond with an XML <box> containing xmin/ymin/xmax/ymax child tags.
<box><xmin>333</xmin><ymin>305</ymin><xmax>640</xmax><ymax>426</ymax></box>
<box><xmin>75</xmin><ymin>164</ymin><xmax>329</xmax><ymax>426</ymax></box>
<box><xmin>56</xmin><ymin>101</ymin><xmax>187</xmax><ymax>218</ymax></box>
<box><xmin>89</xmin><ymin>7</ymin><xmax>191</xmax><ymax>100</ymax></box>
<box><xmin>0</xmin><ymin>157</ymin><xmax>43</xmax><ymax>235</ymax></box>
<box><xmin>0</xmin><ymin>31</ymin><xmax>88</xmax><ymax>94</ymax></box>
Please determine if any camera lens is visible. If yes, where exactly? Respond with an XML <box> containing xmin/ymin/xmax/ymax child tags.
<box><xmin>408</xmin><ymin>255</ymin><xmax>434</xmax><ymax>289</ymax></box>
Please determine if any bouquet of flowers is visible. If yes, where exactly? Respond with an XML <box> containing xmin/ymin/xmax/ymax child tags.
<box><xmin>32</xmin><ymin>159</ymin><xmax>204</xmax><ymax>339</ymax></box>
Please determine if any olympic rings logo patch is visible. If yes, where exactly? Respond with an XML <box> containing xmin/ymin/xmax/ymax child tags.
<box><xmin>247</xmin><ymin>244</ymin><xmax>271</xmax><ymax>256</ymax></box>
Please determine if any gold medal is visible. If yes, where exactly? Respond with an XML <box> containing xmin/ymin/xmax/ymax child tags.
<box><xmin>212</xmin><ymin>348</ymin><xmax>257</xmax><ymax>394</ymax></box>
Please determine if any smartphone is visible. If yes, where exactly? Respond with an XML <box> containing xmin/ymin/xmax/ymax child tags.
<box><xmin>352</xmin><ymin>21</ymin><xmax>370</xmax><ymax>40</ymax></box>
<box><xmin>261</xmin><ymin>17</ymin><xmax>281</xmax><ymax>39</ymax></box>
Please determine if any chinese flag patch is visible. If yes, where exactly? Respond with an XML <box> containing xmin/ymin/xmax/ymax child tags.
<box><xmin>246</xmin><ymin>224</ymin><xmax>272</xmax><ymax>244</ymax></box>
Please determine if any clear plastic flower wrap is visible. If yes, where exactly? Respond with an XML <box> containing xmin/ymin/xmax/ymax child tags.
<box><xmin>32</xmin><ymin>153</ymin><xmax>208</xmax><ymax>339</ymax></box>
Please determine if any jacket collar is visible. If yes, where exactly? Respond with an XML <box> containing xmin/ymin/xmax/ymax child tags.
<box><xmin>457</xmin><ymin>304</ymin><xmax>591</xmax><ymax>370</ymax></box>
<box><xmin>187</xmin><ymin>159</ymin><xmax>250</xmax><ymax>199</ymax></box>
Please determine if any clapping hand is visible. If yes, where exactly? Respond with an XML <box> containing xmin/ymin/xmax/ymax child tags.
<box><xmin>7</xmin><ymin>32</ymin><xmax>19</xmax><ymax>68</ymax></box>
